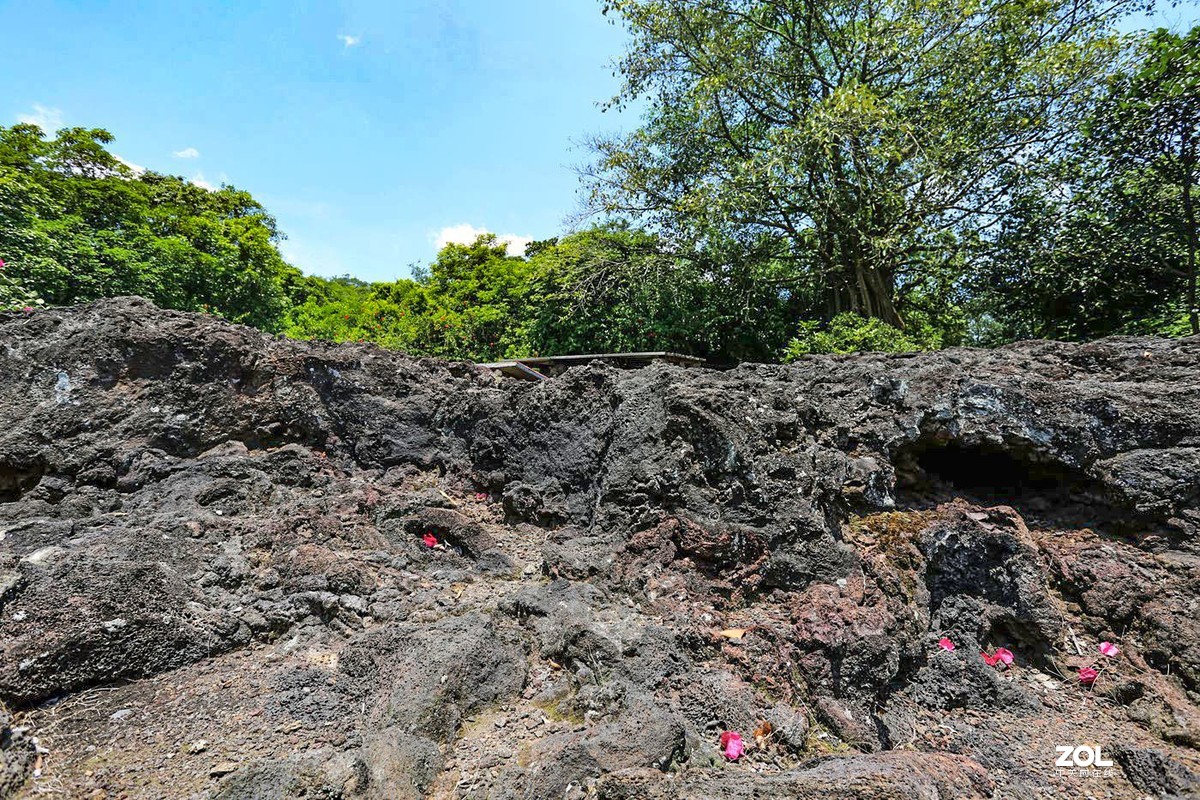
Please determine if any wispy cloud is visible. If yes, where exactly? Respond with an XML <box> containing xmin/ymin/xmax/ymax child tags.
<box><xmin>172</xmin><ymin>147</ymin><xmax>200</xmax><ymax>159</ymax></box>
<box><xmin>116</xmin><ymin>155</ymin><xmax>146</xmax><ymax>176</ymax></box>
<box><xmin>434</xmin><ymin>223</ymin><xmax>532</xmax><ymax>257</ymax></box>
<box><xmin>338</xmin><ymin>34</ymin><xmax>361</xmax><ymax>48</ymax></box>
<box><xmin>17</xmin><ymin>104</ymin><xmax>64</xmax><ymax>132</ymax></box>
<box><xmin>190</xmin><ymin>172</ymin><xmax>216</xmax><ymax>191</ymax></box>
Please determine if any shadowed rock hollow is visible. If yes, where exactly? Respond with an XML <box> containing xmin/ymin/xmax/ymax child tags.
<box><xmin>2</xmin><ymin>297</ymin><xmax>1199</xmax><ymax>799</ymax></box>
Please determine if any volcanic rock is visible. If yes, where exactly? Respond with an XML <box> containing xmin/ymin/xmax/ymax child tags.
<box><xmin>1</xmin><ymin>297</ymin><xmax>1199</xmax><ymax>798</ymax></box>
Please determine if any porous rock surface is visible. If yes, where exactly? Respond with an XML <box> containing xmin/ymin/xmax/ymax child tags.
<box><xmin>1</xmin><ymin>297</ymin><xmax>1199</xmax><ymax>799</ymax></box>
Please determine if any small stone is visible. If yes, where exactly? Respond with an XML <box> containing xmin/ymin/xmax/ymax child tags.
<box><xmin>110</xmin><ymin>708</ymin><xmax>134</xmax><ymax>722</ymax></box>
<box><xmin>187</xmin><ymin>740</ymin><xmax>208</xmax><ymax>754</ymax></box>
<box><xmin>339</xmin><ymin>594</ymin><xmax>368</xmax><ymax>614</ymax></box>
<box><xmin>210</xmin><ymin>761</ymin><xmax>238</xmax><ymax>777</ymax></box>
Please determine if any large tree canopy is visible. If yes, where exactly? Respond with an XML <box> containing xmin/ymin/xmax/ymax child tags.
<box><xmin>0</xmin><ymin>123</ymin><xmax>299</xmax><ymax>328</ymax></box>
<box><xmin>589</xmin><ymin>0</ymin><xmax>1139</xmax><ymax>327</ymax></box>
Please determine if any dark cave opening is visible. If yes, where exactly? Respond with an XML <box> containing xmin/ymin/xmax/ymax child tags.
<box><xmin>901</xmin><ymin>440</ymin><xmax>1073</xmax><ymax>498</ymax></box>
<box><xmin>893</xmin><ymin>436</ymin><xmax>1159</xmax><ymax>536</ymax></box>
<box><xmin>0</xmin><ymin>459</ymin><xmax>45</xmax><ymax>503</ymax></box>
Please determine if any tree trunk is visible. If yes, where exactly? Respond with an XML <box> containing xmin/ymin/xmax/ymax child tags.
<box><xmin>818</xmin><ymin>218</ymin><xmax>904</xmax><ymax>328</ymax></box>
<box><xmin>827</xmin><ymin>261</ymin><xmax>903</xmax><ymax>328</ymax></box>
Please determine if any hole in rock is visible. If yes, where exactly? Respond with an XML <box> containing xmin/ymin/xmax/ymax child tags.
<box><xmin>893</xmin><ymin>436</ymin><xmax>1158</xmax><ymax>536</ymax></box>
<box><xmin>0</xmin><ymin>459</ymin><xmax>46</xmax><ymax>503</ymax></box>
<box><xmin>983</xmin><ymin>618</ymin><xmax>1055</xmax><ymax>664</ymax></box>
<box><xmin>402</xmin><ymin>518</ymin><xmax>476</xmax><ymax>559</ymax></box>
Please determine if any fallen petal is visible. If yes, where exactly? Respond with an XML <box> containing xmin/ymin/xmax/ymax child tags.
<box><xmin>1079</xmin><ymin>666</ymin><xmax>1099</xmax><ymax>685</ymax></box>
<box><xmin>980</xmin><ymin>651</ymin><xmax>999</xmax><ymax>667</ymax></box>
<box><xmin>1099</xmin><ymin>641</ymin><xmax>1119</xmax><ymax>658</ymax></box>
<box><xmin>938</xmin><ymin>637</ymin><xmax>955</xmax><ymax>652</ymax></box>
<box><xmin>720</xmin><ymin>731</ymin><xmax>745</xmax><ymax>761</ymax></box>
<box><xmin>422</xmin><ymin>533</ymin><xmax>438</xmax><ymax>548</ymax></box>
<box><xmin>994</xmin><ymin>647</ymin><xmax>1014</xmax><ymax>666</ymax></box>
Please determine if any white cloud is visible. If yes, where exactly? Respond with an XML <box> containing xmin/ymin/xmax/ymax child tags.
<box><xmin>116</xmin><ymin>155</ymin><xmax>146</xmax><ymax>176</ymax></box>
<box><xmin>498</xmin><ymin>234</ymin><xmax>533</xmax><ymax>257</ymax></box>
<box><xmin>173</xmin><ymin>147</ymin><xmax>200</xmax><ymax>159</ymax></box>
<box><xmin>434</xmin><ymin>223</ymin><xmax>532</xmax><ymax>257</ymax></box>
<box><xmin>17</xmin><ymin>104</ymin><xmax>64</xmax><ymax>131</ymax></box>
<box><xmin>338</xmin><ymin>34</ymin><xmax>361</xmax><ymax>48</ymax></box>
<box><xmin>190</xmin><ymin>172</ymin><xmax>216</xmax><ymax>191</ymax></box>
<box><xmin>435</xmin><ymin>223</ymin><xmax>488</xmax><ymax>248</ymax></box>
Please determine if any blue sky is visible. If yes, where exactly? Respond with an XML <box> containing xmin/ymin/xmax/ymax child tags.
<box><xmin>1</xmin><ymin>0</ymin><xmax>633</xmax><ymax>281</ymax></box>
<box><xmin>1</xmin><ymin>1</ymin><xmax>1194</xmax><ymax>283</ymax></box>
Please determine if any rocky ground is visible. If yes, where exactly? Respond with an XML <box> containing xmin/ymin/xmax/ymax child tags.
<box><xmin>1</xmin><ymin>297</ymin><xmax>1199</xmax><ymax>799</ymax></box>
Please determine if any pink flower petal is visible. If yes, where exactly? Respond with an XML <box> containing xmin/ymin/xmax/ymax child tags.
<box><xmin>938</xmin><ymin>638</ymin><xmax>955</xmax><ymax>651</ymax></box>
<box><xmin>422</xmin><ymin>533</ymin><xmax>438</xmax><ymax>548</ymax></box>
<box><xmin>1079</xmin><ymin>666</ymin><xmax>1099</xmax><ymax>685</ymax></box>
<box><xmin>719</xmin><ymin>731</ymin><xmax>745</xmax><ymax>761</ymax></box>
<box><xmin>1099</xmin><ymin>641</ymin><xmax>1119</xmax><ymax>658</ymax></box>
<box><xmin>994</xmin><ymin>647</ymin><xmax>1014</xmax><ymax>666</ymax></box>
<box><xmin>980</xmin><ymin>651</ymin><xmax>999</xmax><ymax>667</ymax></box>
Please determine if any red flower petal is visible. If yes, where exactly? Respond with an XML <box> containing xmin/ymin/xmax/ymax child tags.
<box><xmin>422</xmin><ymin>533</ymin><xmax>438</xmax><ymax>548</ymax></box>
<box><xmin>719</xmin><ymin>731</ymin><xmax>745</xmax><ymax>761</ymax></box>
<box><xmin>1079</xmin><ymin>666</ymin><xmax>1099</xmax><ymax>685</ymax></box>
<box><xmin>980</xmin><ymin>651</ymin><xmax>999</xmax><ymax>667</ymax></box>
<box><xmin>938</xmin><ymin>638</ymin><xmax>955</xmax><ymax>651</ymax></box>
<box><xmin>994</xmin><ymin>647</ymin><xmax>1014</xmax><ymax>666</ymax></box>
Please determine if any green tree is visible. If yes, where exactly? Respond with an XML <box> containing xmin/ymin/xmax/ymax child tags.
<box><xmin>0</xmin><ymin>124</ymin><xmax>300</xmax><ymax>329</ymax></box>
<box><xmin>590</xmin><ymin>0</ymin><xmax>1137</xmax><ymax>329</ymax></box>
<box><xmin>523</xmin><ymin>225</ymin><xmax>800</xmax><ymax>361</ymax></box>
<box><xmin>283</xmin><ymin>236</ymin><xmax>537</xmax><ymax>361</ymax></box>
<box><xmin>973</xmin><ymin>27</ymin><xmax>1200</xmax><ymax>340</ymax></box>
<box><xmin>1092</xmin><ymin>27</ymin><xmax>1200</xmax><ymax>334</ymax></box>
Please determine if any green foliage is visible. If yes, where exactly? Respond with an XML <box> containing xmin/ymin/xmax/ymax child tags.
<box><xmin>281</xmin><ymin>235</ymin><xmax>535</xmax><ymax>360</ymax></box>
<box><xmin>3</xmin><ymin>17</ymin><xmax>1195</xmax><ymax>371</ymax></box>
<box><xmin>973</xmin><ymin>26</ymin><xmax>1200</xmax><ymax>341</ymax></box>
<box><xmin>591</xmin><ymin>0</ymin><xmax>1137</xmax><ymax>329</ymax></box>
<box><xmin>783</xmin><ymin>311</ymin><xmax>948</xmax><ymax>359</ymax></box>
<box><xmin>280</xmin><ymin>227</ymin><xmax>801</xmax><ymax>363</ymax></box>
<box><xmin>0</xmin><ymin>124</ymin><xmax>300</xmax><ymax>329</ymax></box>
<box><xmin>0</xmin><ymin>261</ymin><xmax>44</xmax><ymax>311</ymax></box>
<box><xmin>521</xmin><ymin>225</ymin><xmax>769</xmax><ymax>360</ymax></box>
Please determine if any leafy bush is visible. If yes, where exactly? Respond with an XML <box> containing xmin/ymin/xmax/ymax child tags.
<box><xmin>783</xmin><ymin>312</ymin><xmax>946</xmax><ymax>359</ymax></box>
<box><xmin>0</xmin><ymin>258</ymin><xmax>44</xmax><ymax>312</ymax></box>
